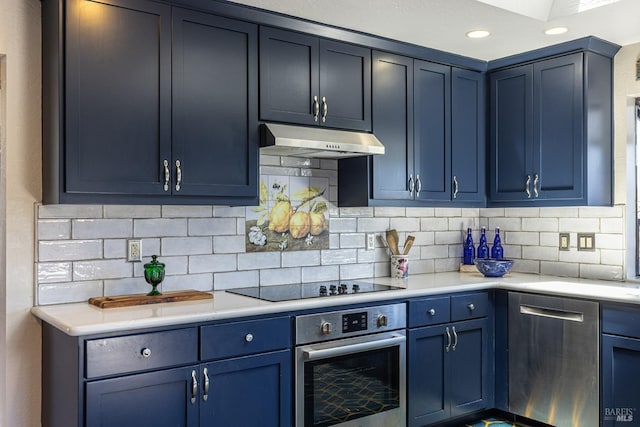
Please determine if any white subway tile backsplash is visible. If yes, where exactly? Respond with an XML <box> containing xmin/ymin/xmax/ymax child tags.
<box><xmin>73</xmin><ymin>219</ymin><xmax>132</xmax><ymax>239</ymax></box>
<box><xmin>329</xmin><ymin>234</ymin><xmax>340</xmax><ymax>249</ymax></box>
<box><xmin>506</xmin><ymin>231</ymin><xmax>540</xmax><ymax>246</ymax></box>
<box><xmin>357</xmin><ymin>217</ymin><xmax>390</xmax><ymax>232</ymax></box>
<box><xmin>189</xmin><ymin>254</ymin><xmax>237</xmax><ymax>274</ymax></box>
<box><xmin>421</xmin><ymin>217</ymin><xmax>449</xmax><ymax>231</ymax></box>
<box><xmin>212</xmin><ymin>235</ymin><xmax>245</xmax><ymax>254</ymax></box>
<box><xmin>339</xmin><ymin>207</ymin><xmax>374</xmax><ymax>217</ymax></box>
<box><xmin>435</xmin><ymin>208</ymin><xmax>461</xmax><ymax>217</ymax></box>
<box><xmin>559</xmin><ymin>249</ymin><xmax>601</xmax><ymax>264</ymax></box>
<box><xmin>480</xmin><ymin>208</ymin><xmax>504</xmax><ymax>217</ymax></box>
<box><xmin>488</xmin><ymin>217</ymin><xmax>522</xmax><ymax>232</ymax></box>
<box><xmin>501</xmin><ymin>244</ymin><xmax>522</xmax><ymax>259</ymax></box>
<box><xmin>340</xmin><ymin>263</ymin><xmax>374</xmax><ymax>280</ymax></box>
<box><xmin>141</xmin><ymin>239</ymin><xmax>161</xmax><ymax>259</ymax></box>
<box><xmin>411</xmin><ymin>232</ymin><xmax>434</xmax><ymax>246</ymax></box>
<box><xmin>597</xmin><ymin>234</ymin><xmax>625</xmax><ymax>250</ymax></box>
<box><xmin>301</xmin><ymin>265</ymin><xmax>339</xmax><ymax>283</ymax></box>
<box><xmin>162</xmin><ymin>273</ymin><xmax>214</xmax><ymax>292</ymax></box>
<box><xmin>103</xmin><ymin>239</ymin><xmax>126</xmax><ymax>259</ymax></box>
<box><xmin>558</xmin><ymin>218</ymin><xmax>599</xmax><ymax>233</ymax></box>
<box><xmin>212</xmin><ymin>206</ymin><xmax>246</xmax><ymax>218</ymax></box>
<box><xmin>135</xmin><ymin>219</ymin><xmax>188</xmax><ymax>238</ymax></box>
<box><xmin>579</xmin><ymin>206</ymin><xmax>624</xmax><ymax>218</ymax></box>
<box><xmin>38</xmin><ymin>220</ymin><xmax>71</xmax><ymax>240</ymax></box>
<box><xmin>421</xmin><ymin>245</ymin><xmax>449</xmax><ymax>259</ymax></box>
<box><xmin>189</xmin><ymin>218</ymin><xmax>236</xmax><ymax>236</ymax></box>
<box><xmin>38</xmin><ymin>204</ymin><xmax>103</xmax><ymax>219</ymax></box>
<box><xmin>522</xmin><ymin>218</ymin><xmax>558</xmax><ymax>232</ymax></box>
<box><xmin>104</xmin><ymin>277</ymin><xmax>149</xmax><ymax>296</ymax></box>
<box><xmin>434</xmin><ymin>258</ymin><xmax>459</xmax><ymax>272</ymax></box>
<box><xmin>162</xmin><ymin>205</ymin><xmax>213</xmax><ymax>218</ymax></box>
<box><xmin>340</xmin><ymin>233</ymin><xmax>365</xmax><ymax>249</ymax></box>
<box><xmin>38</xmin><ymin>262</ymin><xmax>72</xmax><ymax>284</ymax></box>
<box><xmin>214</xmin><ymin>270</ymin><xmax>259</xmax><ymax>290</ymax></box>
<box><xmin>522</xmin><ymin>246</ymin><xmax>559</xmax><ymax>262</ymax></box>
<box><xmin>540</xmin><ymin>261</ymin><xmax>579</xmax><ymax>277</ymax></box>
<box><xmin>163</xmin><ymin>237</ymin><xmax>212</xmax><ymax>256</ymax></box>
<box><xmin>238</xmin><ymin>252</ymin><xmax>281</xmax><ymax>270</ymax></box>
<box><xmin>280</xmin><ymin>157</ymin><xmax>319</xmax><ymax>168</ymax></box>
<box><xmin>38</xmin><ymin>281</ymin><xmax>103</xmax><ymax>305</ymax></box>
<box><xmin>322</xmin><ymin>249</ymin><xmax>357</xmax><ymax>265</ymax></box>
<box><xmin>357</xmin><ymin>248</ymin><xmax>376</xmax><ymax>264</ymax></box>
<box><xmin>134</xmin><ymin>256</ymin><xmax>189</xmax><ymax>276</ymax></box>
<box><xmin>539</xmin><ymin>232</ymin><xmax>559</xmax><ymax>247</ymax></box>
<box><xmin>512</xmin><ymin>259</ymin><xmax>540</xmax><ymax>274</ymax></box>
<box><xmin>601</xmin><ymin>218</ymin><xmax>625</xmax><ymax>233</ymax></box>
<box><xmin>580</xmin><ymin>264</ymin><xmax>623</xmax><ymax>281</ymax></box>
<box><xmin>104</xmin><ymin>205</ymin><xmax>161</xmax><ymax>218</ymax></box>
<box><xmin>405</xmin><ymin>207</ymin><xmax>435</xmax><ymax>217</ymax></box>
<box><xmin>374</xmin><ymin>207</ymin><xmax>406</xmax><ymax>217</ymax></box>
<box><xmin>601</xmin><ymin>249</ymin><xmax>625</xmax><ymax>266</ymax></box>
<box><xmin>74</xmin><ymin>259</ymin><xmax>133</xmax><ymax>281</ymax></box>
<box><xmin>329</xmin><ymin>218</ymin><xmax>358</xmax><ymax>233</ymax></box>
<box><xmin>282</xmin><ymin>250</ymin><xmax>321</xmax><ymax>267</ymax></box>
<box><xmin>504</xmin><ymin>208</ymin><xmax>540</xmax><ymax>217</ymax></box>
<box><xmin>410</xmin><ymin>259</ymin><xmax>435</xmax><ymax>275</ymax></box>
<box><xmin>540</xmin><ymin>207</ymin><xmax>578</xmax><ymax>217</ymax></box>
<box><xmin>39</xmin><ymin>240</ymin><xmax>103</xmax><ymax>262</ymax></box>
<box><xmin>434</xmin><ymin>231</ymin><xmax>461</xmax><ymax>245</ymax></box>
<box><xmin>390</xmin><ymin>217</ymin><xmax>420</xmax><ymax>232</ymax></box>
<box><xmin>261</xmin><ymin>267</ymin><xmax>301</xmax><ymax>286</ymax></box>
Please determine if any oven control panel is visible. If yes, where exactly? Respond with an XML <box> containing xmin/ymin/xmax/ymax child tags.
<box><xmin>295</xmin><ymin>303</ymin><xmax>406</xmax><ymax>345</ymax></box>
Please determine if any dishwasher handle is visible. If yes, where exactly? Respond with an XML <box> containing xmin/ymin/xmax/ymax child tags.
<box><xmin>519</xmin><ymin>304</ymin><xmax>584</xmax><ymax>322</ymax></box>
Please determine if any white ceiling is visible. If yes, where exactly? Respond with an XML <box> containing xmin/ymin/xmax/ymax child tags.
<box><xmin>227</xmin><ymin>0</ymin><xmax>640</xmax><ymax>60</ymax></box>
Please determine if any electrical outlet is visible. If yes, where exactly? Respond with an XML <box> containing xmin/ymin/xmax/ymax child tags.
<box><xmin>366</xmin><ymin>233</ymin><xmax>376</xmax><ymax>251</ymax></box>
<box><xmin>559</xmin><ymin>233</ymin><xmax>570</xmax><ymax>251</ymax></box>
<box><xmin>128</xmin><ymin>239</ymin><xmax>142</xmax><ymax>262</ymax></box>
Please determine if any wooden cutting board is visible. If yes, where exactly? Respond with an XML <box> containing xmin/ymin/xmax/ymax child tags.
<box><xmin>88</xmin><ymin>289</ymin><xmax>213</xmax><ymax>309</ymax></box>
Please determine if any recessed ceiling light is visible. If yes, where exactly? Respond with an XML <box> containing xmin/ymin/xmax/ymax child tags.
<box><xmin>466</xmin><ymin>30</ymin><xmax>491</xmax><ymax>39</ymax></box>
<box><xmin>544</xmin><ymin>26</ymin><xmax>569</xmax><ymax>35</ymax></box>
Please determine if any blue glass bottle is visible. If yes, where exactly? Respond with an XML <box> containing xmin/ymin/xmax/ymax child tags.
<box><xmin>477</xmin><ymin>227</ymin><xmax>489</xmax><ymax>259</ymax></box>
<box><xmin>491</xmin><ymin>227</ymin><xmax>504</xmax><ymax>259</ymax></box>
<box><xmin>463</xmin><ymin>227</ymin><xmax>475</xmax><ymax>265</ymax></box>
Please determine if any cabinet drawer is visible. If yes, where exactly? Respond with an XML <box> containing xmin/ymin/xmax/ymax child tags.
<box><xmin>602</xmin><ymin>303</ymin><xmax>640</xmax><ymax>338</ymax></box>
<box><xmin>201</xmin><ymin>316</ymin><xmax>291</xmax><ymax>360</ymax></box>
<box><xmin>451</xmin><ymin>292</ymin><xmax>489</xmax><ymax>321</ymax></box>
<box><xmin>409</xmin><ymin>296</ymin><xmax>450</xmax><ymax>328</ymax></box>
<box><xmin>85</xmin><ymin>328</ymin><xmax>198</xmax><ymax>379</ymax></box>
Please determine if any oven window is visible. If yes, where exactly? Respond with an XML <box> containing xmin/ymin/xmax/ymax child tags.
<box><xmin>304</xmin><ymin>346</ymin><xmax>400</xmax><ymax>426</ymax></box>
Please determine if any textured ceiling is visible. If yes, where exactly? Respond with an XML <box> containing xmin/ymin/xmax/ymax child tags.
<box><xmin>227</xmin><ymin>0</ymin><xmax>640</xmax><ymax>60</ymax></box>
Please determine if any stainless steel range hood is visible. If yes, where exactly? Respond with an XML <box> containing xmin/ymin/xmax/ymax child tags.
<box><xmin>260</xmin><ymin>123</ymin><xmax>385</xmax><ymax>159</ymax></box>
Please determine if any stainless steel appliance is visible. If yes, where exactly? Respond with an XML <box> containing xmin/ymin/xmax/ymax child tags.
<box><xmin>226</xmin><ymin>280</ymin><xmax>403</xmax><ymax>302</ymax></box>
<box><xmin>508</xmin><ymin>292</ymin><xmax>599</xmax><ymax>427</ymax></box>
<box><xmin>295</xmin><ymin>303</ymin><xmax>406</xmax><ymax>427</ymax></box>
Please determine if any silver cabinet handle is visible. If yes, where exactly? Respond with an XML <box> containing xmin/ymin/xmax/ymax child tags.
<box><xmin>428</xmin><ymin>308</ymin><xmax>436</xmax><ymax>316</ymax></box>
<box><xmin>303</xmin><ymin>334</ymin><xmax>405</xmax><ymax>361</ymax></box>
<box><xmin>468</xmin><ymin>303</ymin><xmax>475</xmax><ymax>312</ymax></box>
<box><xmin>445</xmin><ymin>326</ymin><xmax>451</xmax><ymax>352</ymax></box>
<box><xmin>453</xmin><ymin>175</ymin><xmax>459</xmax><ymax>199</ymax></box>
<box><xmin>321</xmin><ymin>96</ymin><xmax>328</xmax><ymax>123</ymax></box>
<box><xmin>141</xmin><ymin>348</ymin><xmax>152</xmax><ymax>358</ymax></box>
<box><xmin>452</xmin><ymin>326</ymin><xmax>458</xmax><ymax>352</ymax></box>
<box><xmin>416</xmin><ymin>174</ymin><xmax>422</xmax><ymax>194</ymax></box>
<box><xmin>190</xmin><ymin>370</ymin><xmax>198</xmax><ymax>404</ymax></box>
<box><xmin>245</xmin><ymin>333</ymin><xmax>254</xmax><ymax>342</ymax></box>
<box><xmin>175</xmin><ymin>160</ymin><xmax>182</xmax><ymax>192</ymax></box>
<box><xmin>408</xmin><ymin>175</ymin><xmax>415</xmax><ymax>194</ymax></box>
<box><xmin>533</xmin><ymin>173</ymin><xmax>539</xmax><ymax>198</ymax></box>
<box><xmin>525</xmin><ymin>175</ymin><xmax>531</xmax><ymax>198</ymax></box>
<box><xmin>202</xmin><ymin>368</ymin><xmax>210</xmax><ymax>401</ymax></box>
<box><xmin>313</xmin><ymin>95</ymin><xmax>319</xmax><ymax>122</ymax></box>
<box><xmin>163</xmin><ymin>160</ymin><xmax>170</xmax><ymax>192</ymax></box>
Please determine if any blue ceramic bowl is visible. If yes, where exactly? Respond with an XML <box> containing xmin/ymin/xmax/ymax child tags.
<box><xmin>474</xmin><ymin>259</ymin><xmax>514</xmax><ymax>277</ymax></box>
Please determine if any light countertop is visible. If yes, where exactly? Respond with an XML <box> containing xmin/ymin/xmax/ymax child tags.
<box><xmin>31</xmin><ymin>272</ymin><xmax>640</xmax><ymax>336</ymax></box>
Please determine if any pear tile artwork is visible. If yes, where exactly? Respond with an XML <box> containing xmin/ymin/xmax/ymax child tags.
<box><xmin>245</xmin><ymin>176</ymin><xmax>330</xmax><ymax>252</ymax></box>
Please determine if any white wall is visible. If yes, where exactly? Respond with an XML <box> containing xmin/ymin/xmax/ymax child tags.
<box><xmin>0</xmin><ymin>1</ymin><xmax>42</xmax><ymax>426</ymax></box>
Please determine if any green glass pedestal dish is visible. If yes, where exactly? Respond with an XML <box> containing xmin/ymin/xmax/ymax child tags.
<box><xmin>143</xmin><ymin>255</ymin><xmax>165</xmax><ymax>296</ymax></box>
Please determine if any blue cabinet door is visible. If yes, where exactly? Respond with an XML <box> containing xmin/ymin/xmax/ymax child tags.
<box><xmin>172</xmin><ymin>9</ymin><xmax>258</xmax><ymax>198</ymax></box>
<box><xmin>449</xmin><ymin>318</ymin><xmax>492</xmax><ymax>418</ymax></box>
<box><xmin>489</xmin><ymin>64</ymin><xmax>533</xmax><ymax>203</ymax></box>
<box><xmin>370</xmin><ymin>51</ymin><xmax>414</xmax><ymax>201</ymax></box>
<box><xmin>602</xmin><ymin>334</ymin><xmax>640</xmax><ymax>426</ymax></box>
<box><xmin>65</xmin><ymin>0</ymin><xmax>172</xmax><ymax>197</ymax></box>
<box><xmin>408</xmin><ymin>324</ymin><xmax>449</xmax><ymax>426</ymax></box>
<box><xmin>451</xmin><ymin>68</ymin><xmax>485</xmax><ymax>204</ymax></box>
<box><xmin>200</xmin><ymin>350</ymin><xmax>292</xmax><ymax>427</ymax></box>
<box><xmin>86</xmin><ymin>366</ymin><xmax>199</xmax><ymax>427</ymax></box>
<box><xmin>259</xmin><ymin>28</ymin><xmax>371</xmax><ymax>131</ymax></box>
<box><xmin>533</xmin><ymin>53</ymin><xmax>584</xmax><ymax>202</ymax></box>
<box><xmin>414</xmin><ymin>60</ymin><xmax>451</xmax><ymax>202</ymax></box>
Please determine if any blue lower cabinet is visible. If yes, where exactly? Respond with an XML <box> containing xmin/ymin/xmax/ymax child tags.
<box><xmin>86</xmin><ymin>366</ymin><xmax>199</xmax><ymax>427</ymax></box>
<box><xmin>408</xmin><ymin>318</ymin><xmax>491</xmax><ymax>426</ymax></box>
<box><xmin>200</xmin><ymin>350</ymin><xmax>291</xmax><ymax>427</ymax></box>
<box><xmin>602</xmin><ymin>334</ymin><xmax>640</xmax><ymax>426</ymax></box>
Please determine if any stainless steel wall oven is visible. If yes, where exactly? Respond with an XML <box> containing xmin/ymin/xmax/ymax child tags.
<box><xmin>295</xmin><ymin>303</ymin><xmax>406</xmax><ymax>427</ymax></box>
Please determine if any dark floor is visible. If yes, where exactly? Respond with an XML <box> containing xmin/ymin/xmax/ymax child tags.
<box><xmin>458</xmin><ymin>418</ymin><xmax>532</xmax><ymax>427</ymax></box>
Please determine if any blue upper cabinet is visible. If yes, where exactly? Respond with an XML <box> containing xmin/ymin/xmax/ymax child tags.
<box><xmin>43</xmin><ymin>0</ymin><xmax>259</xmax><ymax>205</ymax></box>
<box><xmin>489</xmin><ymin>46</ymin><xmax>616</xmax><ymax>206</ymax></box>
<box><xmin>259</xmin><ymin>26</ymin><xmax>372</xmax><ymax>131</ymax></box>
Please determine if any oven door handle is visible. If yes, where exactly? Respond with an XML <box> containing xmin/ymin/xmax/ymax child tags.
<box><xmin>303</xmin><ymin>334</ymin><xmax>406</xmax><ymax>361</ymax></box>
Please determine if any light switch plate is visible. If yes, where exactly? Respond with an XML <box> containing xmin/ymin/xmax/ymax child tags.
<box><xmin>577</xmin><ymin>233</ymin><xmax>595</xmax><ymax>251</ymax></box>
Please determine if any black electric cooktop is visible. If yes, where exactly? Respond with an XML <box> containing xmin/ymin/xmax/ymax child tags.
<box><xmin>226</xmin><ymin>280</ymin><xmax>403</xmax><ymax>302</ymax></box>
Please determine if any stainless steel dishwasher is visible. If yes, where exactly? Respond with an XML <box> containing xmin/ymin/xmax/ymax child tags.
<box><xmin>508</xmin><ymin>292</ymin><xmax>599</xmax><ymax>427</ymax></box>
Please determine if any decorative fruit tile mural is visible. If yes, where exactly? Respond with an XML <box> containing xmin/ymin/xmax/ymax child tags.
<box><xmin>245</xmin><ymin>176</ymin><xmax>330</xmax><ymax>252</ymax></box>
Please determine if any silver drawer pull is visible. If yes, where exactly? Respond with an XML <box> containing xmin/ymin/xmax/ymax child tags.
<box><xmin>163</xmin><ymin>160</ymin><xmax>170</xmax><ymax>191</ymax></box>
<box><xmin>141</xmin><ymin>348</ymin><xmax>152</xmax><ymax>358</ymax></box>
<box><xmin>191</xmin><ymin>370</ymin><xmax>198</xmax><ymax>404</ymax></box>
<box><xmin>175</xmin><ymin>160</ymin><xmax>182</xmax><ymax>192</ymax></box>
<box><xmin>452</xmin><ymin>326</ymin><xmax>458</xmax><ymax>352</ymax></box>
<box><xmin>203</xmin><ymin>368</ymin><xmax>210</xmax><ymax>401</ymax></box>
<box><xmin>428</xmin><ymin>308</ymin><xmax>436</xmax><ymax>316</ymax></box>
<box><xmin>525</xmin><ymin>175</ymin><xmax>531</xmax><ymax>198</ymax></box>
<box><xmin>445</xmin><ymin>327</ymin><xmax>451</xmax><ymax>352</ymax></box>
<box><xmin>468</xmin><ymin>303</ymin><xmax>475</xmax><ymax>311</ymax></box>
<box><xmin>245</xmin><ymin>333</ymin><xmax>254</xmax><ymax>342</ymax></box>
